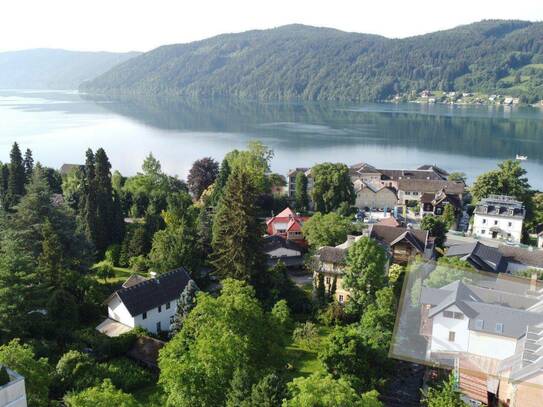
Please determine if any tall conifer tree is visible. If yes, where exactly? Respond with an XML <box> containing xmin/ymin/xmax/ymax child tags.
<box><xmin>7</xmin><ymin>142</ymin><xmax>25</xmax><ymax>202</ymax></box>
<box><xmin>211</xmin><ymin>168</ymin><xmax>264</xmax><ymax>281</ymax></box>
<box><xmin>23</xmin><ymin>149</ymin><xmax>34</xmax><ymax>184</ymax></box>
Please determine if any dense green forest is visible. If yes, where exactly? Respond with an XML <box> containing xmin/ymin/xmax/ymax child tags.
<box><xmin>0</xmin><ymin>49</ymin><xmax>140</xmax><ymax>89</ymax></box>
<box><xmin>82</xmin><ymin>20</ymin><xmax>543</xmax><ymax>102</ymax></box>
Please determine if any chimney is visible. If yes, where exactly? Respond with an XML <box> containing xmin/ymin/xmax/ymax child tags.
<box><xmin>531</xmin><ymin>272</ymin><xmax>538</xmax><ymax>292</ymax></box>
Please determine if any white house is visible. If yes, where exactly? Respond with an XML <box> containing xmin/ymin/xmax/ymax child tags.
<box><xmin>263</xmin><ymin>235</ymin><xmax>304</xmax><ymax>268</ymax></box>
<box><xmin>97</xmin><ymin>268</ymin><xmax>193</xmax><ymax>336</ymax></box>
<box><xmin>0</xmin><ymin>367</ymin><xmax>27</xmax><ymax>407</ymax></box>
<box><xmin>420</xmin><ymin>276</ymin><xmax>543</xmax><ymax>406</ymax></box>
<box><xmin>472</xmin><ymin>195</ymin><xmax>525</xmax><ymax>244</ymax></box>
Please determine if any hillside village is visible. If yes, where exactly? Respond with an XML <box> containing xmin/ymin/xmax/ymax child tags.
<box><xmin>2</xmin><ymin>141</ymin><xmax>543</xmax><ymax>406</ymax></box>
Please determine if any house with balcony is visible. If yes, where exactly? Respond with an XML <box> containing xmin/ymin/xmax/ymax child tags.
<box><xmin>266</xmin><ymin>207</ymin><xmax>310</xmax><ymax>246</ymax></box>
<box><xmin>420</xmin><ymin>188</ymin><xmax>463</xmax><ymax>218</ymax></box>
<box><xmin>473</xmin><ymin>195</ymin><xmax>525</xmax><ymax>244</ymax></box>
<box><xmin>97</xmin><ymin>267</ymin><xmax>194</xmax><ymax>336</ymax></box>
<box><xmin>368</xmin><ymin>224</ymin><xmax>434</xmax><ymax>265</ymax></box>
<box><xmin>0</xmin><ymin>366</ymin><xmax>27</xmax><ymax>407</ymax></box>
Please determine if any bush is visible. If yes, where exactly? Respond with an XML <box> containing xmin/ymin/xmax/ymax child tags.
<box><xmin>292</xmin><ymin>322</ymin><xmax>320</xmax><ymax>351</ymax></box>
<box><xmin>93</xmin><ymin>261</ymin><xmax>115</xmax><ymax>282</ymax></box>
<box><xmin>55</xmin><ymin>350</ymin><xmax>101</xmax><ymax>392</ymax></box>
<box><xmin>317</xmin><ymin>303</ymin><xmax>347</xmax><ymax>326</ymax></box>
<box><xmin>99</xmin><ymin>358</ymin><xmax>154</xmax><ymax>392</ymax></box>
<box><xmin>129</xmin><ymin>255</ymin><xmax>149</xmax><ymax>273</ymax></box>
<box><xmin>105</xmin><ymin>244</ymin><xmax>121</xmax><ymax>266</ymax></box>
<box><xmin>73</xmin><ymin>329</ymin><xmax>138</xmax><ymax>360</ymax></box>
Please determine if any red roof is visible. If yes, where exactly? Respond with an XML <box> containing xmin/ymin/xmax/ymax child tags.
<box><xmin>377</xmin><ymin>217</ymin><xmax>401</xmax><ymax>227</ymax></box>
<box><xmin>266</xmin><ymin>207</ymin><xmax>310</xmax><ymax>236</ymax></box>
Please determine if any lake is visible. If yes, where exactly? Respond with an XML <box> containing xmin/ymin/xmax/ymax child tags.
<box><xmin>1</xmin><ymin>90</ymin><xmax>543</xmax><ymax>188</ymax></box>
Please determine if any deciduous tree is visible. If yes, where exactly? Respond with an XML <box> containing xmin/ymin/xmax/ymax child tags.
<box><xmin>188</xmin><ymin>157</ymin><xmax>219</xmax><ymax>199</ymax></box>
<box><xmin>343</xmin><ymin>237</ymin><xmax>388</xmax><ymax>314</ymax></box>
<box><xmin>310</xmin><ymin>163</ymin><xmax>355</xmax><ymax>213</ymax></box>
<box><xmin>302</xmin><ymin>212</ymin><xmax>352</xmax><ymax>248</ymax></box>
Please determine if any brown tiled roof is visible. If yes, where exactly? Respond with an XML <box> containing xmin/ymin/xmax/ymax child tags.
<box><xmin>397</xmin><ymin>179</ymin><xmax>465</xmax><ymax>195</ymax></box>
<box><xmin>377</xmin><ymin>217</ymin><xmax>401</xmax><ymax>227</ymax></box>
<box><xmin>317</xmin><ymin>246</ymin><xmax>347</xmax><ymax>264</ymax></box>
<box><xmin>370</xmin><ymin>225</ymin><xmax>428</xmax><ymax>253</ymax></box>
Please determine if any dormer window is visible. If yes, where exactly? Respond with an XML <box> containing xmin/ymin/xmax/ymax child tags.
<box><xmin>475</xmin><ymin>319</ymin><xmax>484</xmax><ymax>330</ymax></box>
<box><xmin>482</xmin><ymin>205</ymin><xmax>488</xmax><ymax>214</ymax></box>
<box><xmin>508</xmin><ymin>209</ymin><xmax>514</xmax><ymax>216</ymax></box>
<box><xmin>495</xmin><ymin>323</ymin><xmax>504</xmax><ymax>334</ymax></box>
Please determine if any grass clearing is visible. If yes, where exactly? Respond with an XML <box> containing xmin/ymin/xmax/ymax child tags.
<box><xmin>285</xmin><ymin>325</ymin><xmax>331</xmax><ymax>379</ymax></box>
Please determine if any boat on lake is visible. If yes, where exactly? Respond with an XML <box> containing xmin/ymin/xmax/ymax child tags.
<box><xmin>516</xmin><ymin>154</ymin><xmax>528</xmax><ymax>161</ymax></box>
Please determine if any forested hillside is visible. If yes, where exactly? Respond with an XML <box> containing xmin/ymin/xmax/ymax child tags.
<box><xmin>0</xmin><ymin>49</ymin><xmax>140</xmax><ymax>89</ymax></box>
<box><xmin>82</xmin><ymin>20</ymin><xmax>543</xmax><ymax>102</ymax></box>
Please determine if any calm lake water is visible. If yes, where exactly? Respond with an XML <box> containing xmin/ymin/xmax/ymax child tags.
<box><xmin>1</xmin><ymin>90</ymin><xmax>543</xmax><ymax>188</ymax></box>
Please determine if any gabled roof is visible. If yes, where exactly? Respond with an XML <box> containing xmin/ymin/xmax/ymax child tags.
<box><xmin>263</xmin><ymin>235</ymin><xmax>303</xmax><ymax>254</ymax></box>
<box><xmin>446</xmin><ymin>242</ymin><xmax>507</xmax><ymax>273</ymax></box>
<box><xmin>122</xmin><ymin>274</ymin><xmax>149</xmax><ymax>288</ymax></box>
<box><xmin>110</xmin><ymin>267</ymin><xmax>192</xmax><ymax>317</ymax></box>
<box><xmin>498</xmin><ymin>245</ymin><xmax>543</xmax><ymax>269</ymax></box>
<box><xmin>317</xmin><ymin>246</ymin><xmax>347</xmax><ymax>265</ymax></box>
<box><xmin>377</xmin><ymin>216</ymin><xmax>401</xmax><ymax>227</ymax></box>
<box><xmin>422</xmin><ymin>279</ymin><xmax>543</xmax><ymax>339</ymax></box>
<box><xmin>370</xmin><ymin>225</ymin><xmax>429</xmax><ymax>254</ymax></box>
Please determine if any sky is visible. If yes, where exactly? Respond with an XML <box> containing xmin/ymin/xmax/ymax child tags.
<box><xmin>1</xmin><ymin>0</ymin><xmax>542</xmax><ymax>53</ymax></box>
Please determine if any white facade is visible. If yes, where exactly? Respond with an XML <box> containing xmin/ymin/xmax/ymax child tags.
<box><xmin>473</xmin><ymin>213</ymin><xmax>523</xmax><ymax>244</ymax></box>
<box><xmin>0</xmin><ymin>368</ymin><xmax>27</xmax><ymax>407</ymax></box>
<box><xmin>430</xmin><ymin>305</ymin><xmax>470</xmax><ymax>354</ymax></box>
<box><xmin>107</xmin><ymin>294</ymin><xmax>178</xmax><ymax>334</ymax></box>
<box><xmin>430</xmin><ymin>305</ymin><xmax>517</xmax><ymax>361</ymax></box>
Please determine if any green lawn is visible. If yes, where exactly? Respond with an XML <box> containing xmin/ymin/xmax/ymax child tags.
<box><xmin>285</xmin><ymin>325</ymin><xmax>331</xmax><ymax>379</ymax></box>
<box><xmin>92</xmin><ymin>262</ymin><xmax>147</xmax><ymax>285</ymax></box>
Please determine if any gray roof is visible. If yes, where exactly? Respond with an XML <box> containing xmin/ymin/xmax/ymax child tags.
<box><xmin>422</xmin><ymin>278</ymin><xmax>543</xmax><ymax>339</ymax></box>
<box><xmin>446</xmin><ymin>242</ymin><xmax>508</xmax><ymax>273</ymax></box>
<box><xmin>111</xmin><ymin>267</ymin><xmax>192</xmax><ymax>317</ymax></box>
<box><xmin>498</xmin><ymin>245</ymin><xmax>543</xmax><ymax>268</ymax></box>
<box><xmin>474</xmin><ymin>195</ymin><xmax>525</xmax><ymax>219</ymax></box>
<box><xmin>317</xmin><ymin>246</ymin><xmax>347</xmax><ymax>265</ymax></box>
<box><xmin>397</xmin><ymin>179</ymin><xmax>465</xmax><ymax>195</ymax></box>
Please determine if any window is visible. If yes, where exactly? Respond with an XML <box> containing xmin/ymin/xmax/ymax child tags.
<box><xmin>494</xmin><ymin>220</ymin><xmax>498</xmax><ymax>225</ymax></box>
<box><xmin>448</xmin><ymin>331</ymin><xmax>456</xmax><ymax>342</ymax></box>
<box><xmin>156</xmin><ymin>322</ymin><xmax>161</xmax><ymax>332</ymax></box>
<box><xmin>170</xmin><ymin>316</ymin><xmax>175</xmax><ymax>324</ymax></box>
<box><xmin>481</xmin><ymin>229</ymin><xmax>486</xmax><ymax>234</ymax></box>
<box><xmin>325</xmin><ymin>277</ymin><xmax>331</xmax><ymax>285</ymax></box>
<box><xmin>158</xmin><ymin>305</ymin><xmax>162</xmax><ymax>313</ymax></box>
<box><xmin>496</xmin><ymin>323</ymin><xmax>504</xmax><ymax>334</ymax></box>
<box><xmin>443</xmin><ymin>311</ymin><xmax>463</xmax><ymax>319</ymax></box>
<box><xmin>482</xmin><ymin>219</ymin><xmax>487</xmax><ymax>224</ymax></box>
<box><xmin>338</xmin><ymin>295</ymin><xmax>344</xmax><ymax>304</ymax></box>
<box><xmin>166</xmin><ymin>302</ymin><xmax>171</xmax><ymax>310</ymax></box>
<box><xmin>508</xmin><ymin>222</ymin><xmax>512</xmax><ymax>227</ymax></box>
<box><xmin>475</xmin><ymin>319</ymin><xmax>484</xmax><ymax>330</ymax></box>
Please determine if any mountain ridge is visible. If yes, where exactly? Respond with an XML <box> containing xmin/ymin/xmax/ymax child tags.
<box><xmin>0</xmin><ymin>49</ymin><xmax>140</xmax><ymax>90</ymax></box>
<box><xmin>81</xmin><ymin>20</ymin><xmax>543</xmax><ymax>102</ymax></box>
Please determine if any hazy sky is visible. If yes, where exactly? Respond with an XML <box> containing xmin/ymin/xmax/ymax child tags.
<box><xmin>1</xmin><ymin>0</ymin><xmax>542</xmax><ymax>53</ymax></box>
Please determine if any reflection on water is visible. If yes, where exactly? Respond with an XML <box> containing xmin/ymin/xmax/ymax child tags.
<box><xmin>1</xmin><ymin>90</ymin><xmax>543</xmax><ymax>188</ymax></box>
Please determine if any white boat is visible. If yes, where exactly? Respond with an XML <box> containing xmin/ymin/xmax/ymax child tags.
<box><xmin>516</xmin><ymin>154</ymin><xmax>528</xmax><ymax>161</ymax></box>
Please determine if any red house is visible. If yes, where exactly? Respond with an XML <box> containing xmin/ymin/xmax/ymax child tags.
<box><xmin>266</xmin><ymin>207</ymin><xmax>310</xmax><ymax>245</ymax></box>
